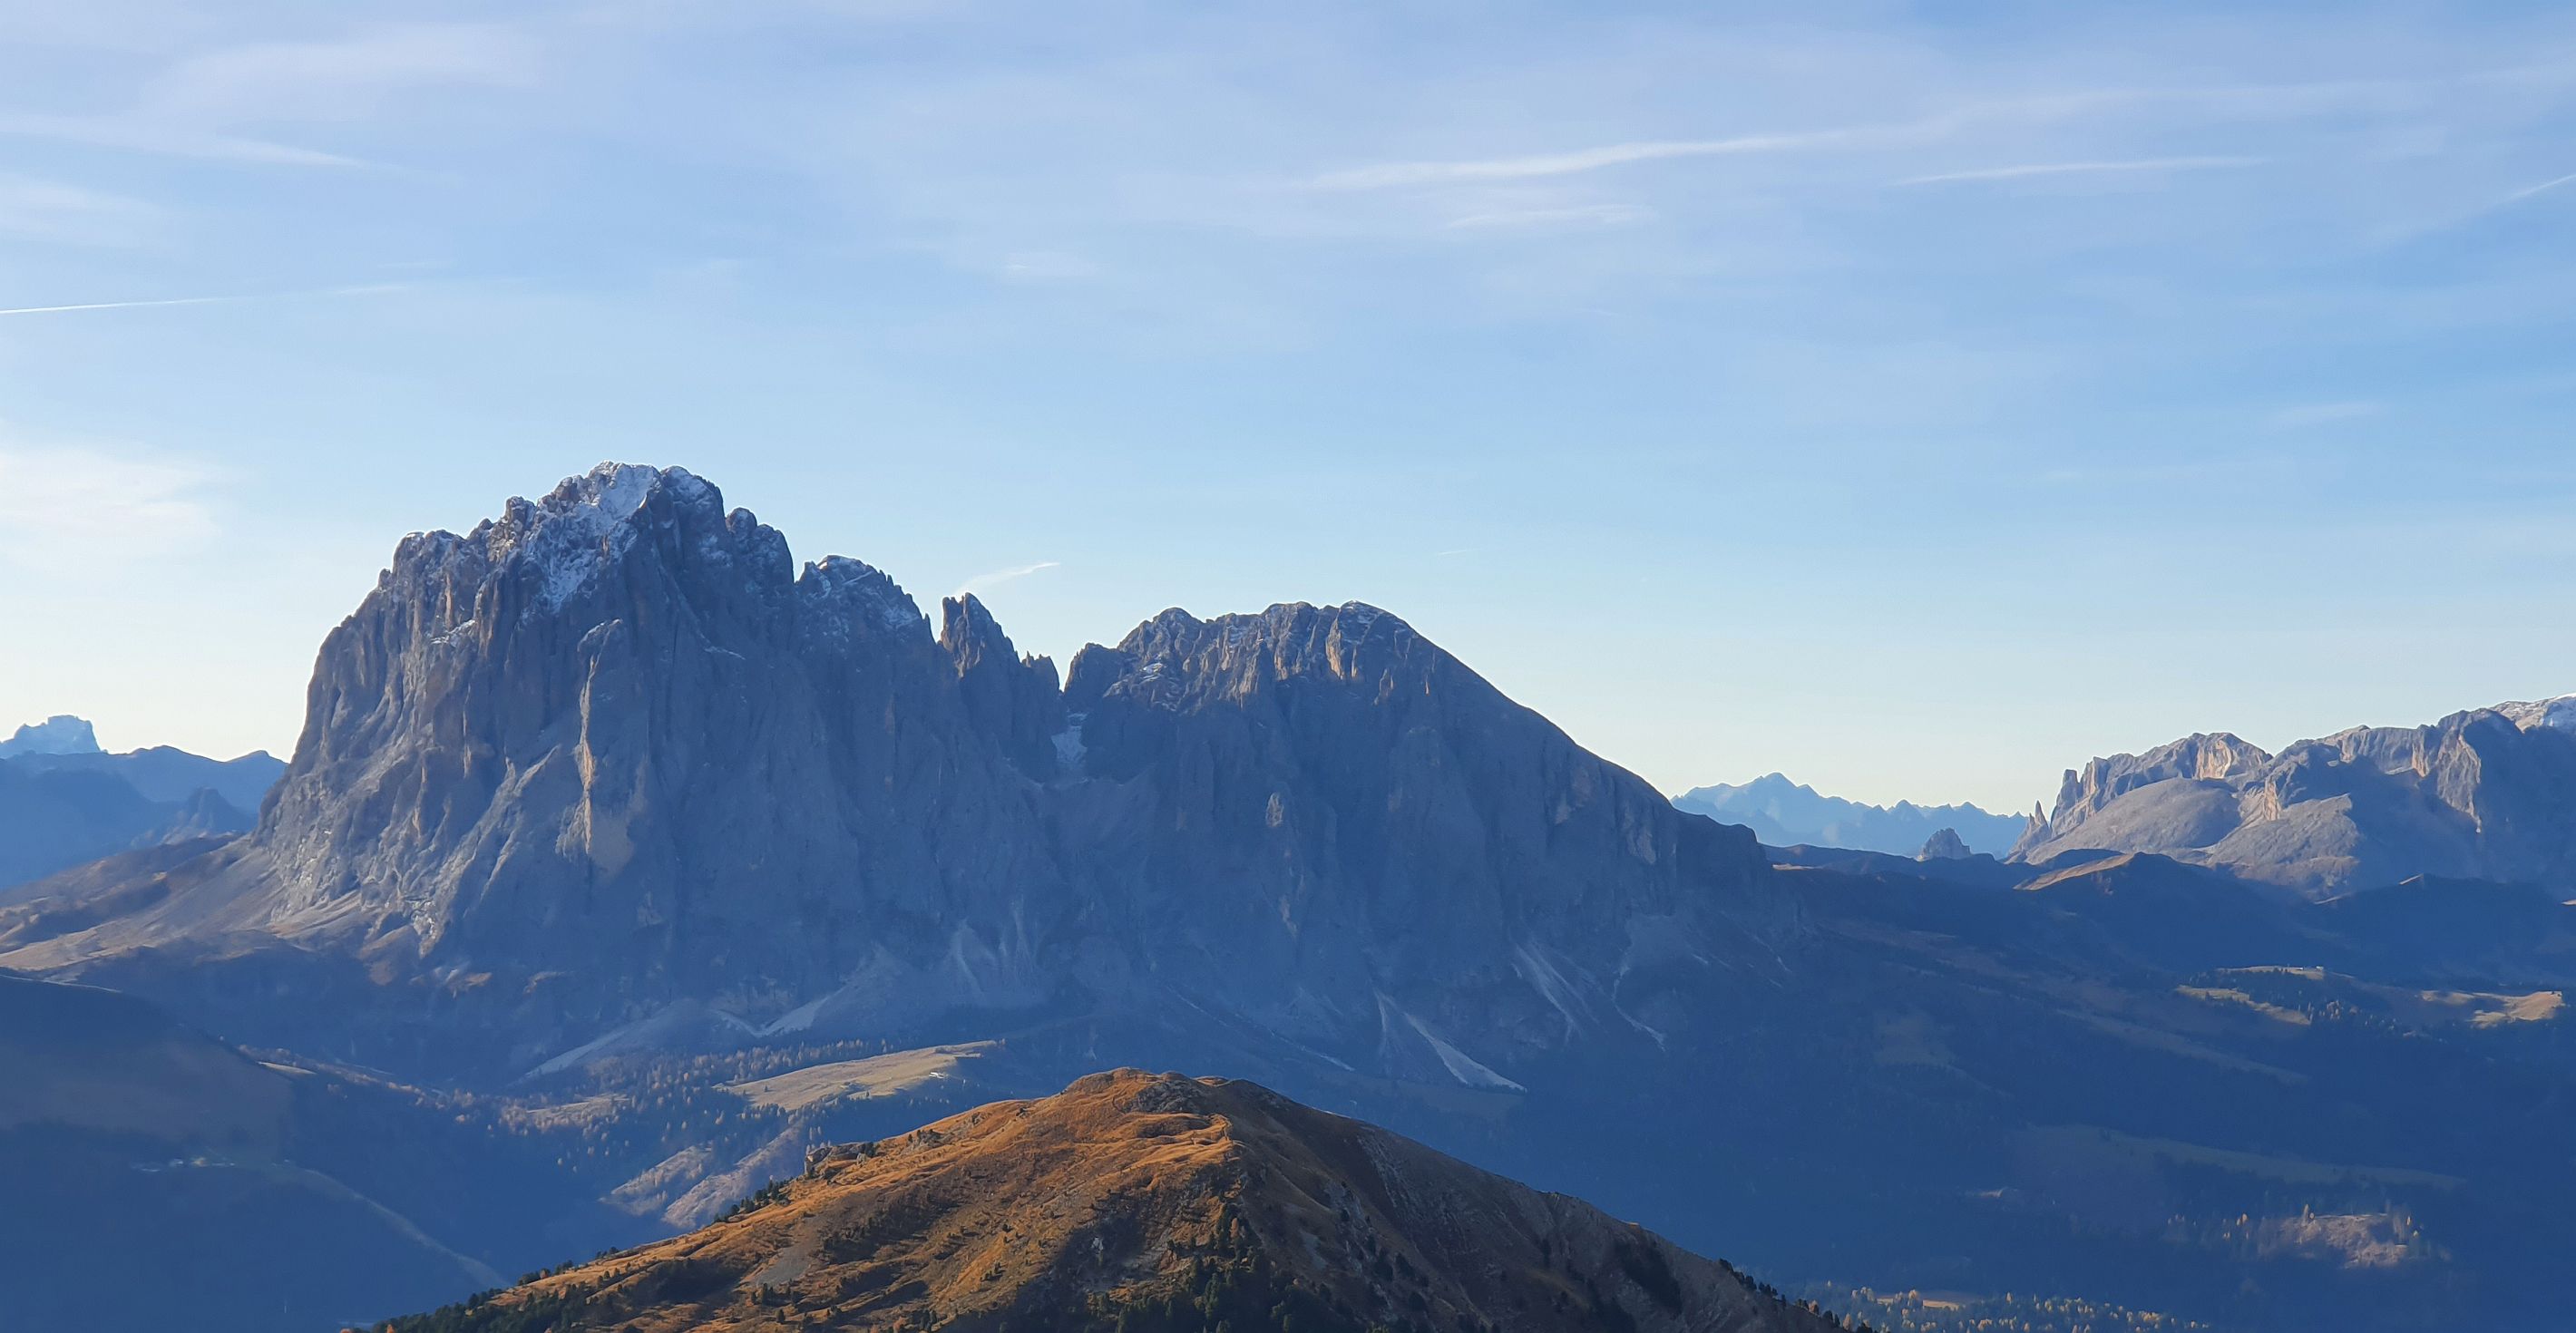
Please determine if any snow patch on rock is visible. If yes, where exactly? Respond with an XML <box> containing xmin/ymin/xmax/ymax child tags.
<box><xmin>2495</xmin><ymin>695</ymin><xmax>2576</xmax><ymax>732</ymax></box>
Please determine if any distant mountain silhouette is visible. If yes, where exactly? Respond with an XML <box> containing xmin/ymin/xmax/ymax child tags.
<box><xmin>2013</xmin><ymin>700</ymin><xmax>2576</xmax><ymax>894</ymax></box>
<box><xmin>1673</xmin><ymin>773</ymin><xmax>2027</xmax><ymax>856</ymax></box>
<box><xmin>0</xmin><ymin>719</ymin><xmax>283</xmax><ymax>890</ymax></box>
<box><xmin>0</xmin><ymin>715</ymin><xmax>99</xmax><ymax>757</ymax></box>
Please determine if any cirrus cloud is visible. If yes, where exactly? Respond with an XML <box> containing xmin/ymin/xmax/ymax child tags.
<box><xmin>0</xmin><ymin>439</ymin><xmax>221</xmax><ymax>573</ymax></box>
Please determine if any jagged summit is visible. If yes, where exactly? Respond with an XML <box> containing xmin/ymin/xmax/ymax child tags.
<box><xmin>2013</xmin><ymin>706</ymin><xmax>2576</xmax><ymax>893</ymax></box>
<box><xmin>800</xmin><ymin>552</ymin><xmax>928</xmax><ymax>635</ymax></box>
<box><xmin>391</xmin><ymin>1069</ymin><xmax>1839</xmax><ymax>1333</ymax></box>
<box><xmin>381</xmin><ymin>462</ymin><xmax>790</xmax><ymax>628</ymax></box>
<box><xmin>1068</xmin><ymin>599</ymin><xmax>1431</xmax><ymax>713</ymax></box>
<box><xmin>2495</xmin><ymin>693</ymin><xmax>2576</xmax><ymax>732</ymax></box>
<box><xmin>0</xmin><ymin>715</ymin><xmax>101</xmax><ymax>758</ymax></box>
<box><xmin>941</xmin><ymin>591</ymin><xmax>1064</xmax><ymax>779</ymax></box>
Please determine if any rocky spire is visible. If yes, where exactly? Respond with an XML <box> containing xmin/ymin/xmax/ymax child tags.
<box><xmin>939</xmin><ymin>593</ymin><xmax>1065</xmax><ymax>781</ymax></box>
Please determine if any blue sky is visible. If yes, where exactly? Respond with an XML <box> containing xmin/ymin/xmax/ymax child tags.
<box><xmin>2</xmin><ymin>1</ymin><xmax>2572</xmax><ymax>812</ymax></box>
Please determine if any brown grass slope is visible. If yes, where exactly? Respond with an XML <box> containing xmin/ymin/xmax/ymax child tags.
<box><xmin>395</xmin><ymin>1070</ymin><xmax>1845</xmax><ymax>1333</ymax></box>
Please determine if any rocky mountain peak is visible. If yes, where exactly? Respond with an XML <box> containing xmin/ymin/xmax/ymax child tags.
<box><xmin>0</xmin><ymin>715</ymin><xmax>101</xmax><ymax>758</ymax></box>
<box><xmin>2014</xmin><ymin>731</ymin><xmax>2275</xmax><ymax>859</ymax></box>
<box><xmin>941</xmin><ymin>592</ymin><xmax>1065</xmax><ymax>779</ymax></box>
<box><xmin>797</xmin><ymin>554</ymin><xmax>926</xmax><ymax>638</ymax></box>
<box><xmin>1068</xmin><ymin>600</ymin><xmax>1429</xmax><ymax>715</ymax></box>
<box><xmin>373</xmin><ymin>462</ymin><xmax>798</xmax><ymax>657</ymax></box>
<box><xmin>2494</xmin><ymin>693</ymin><xmax>2576</xmax><ymax>732</ymax></box>
<box><xmin>1917</xmin><ymin>827</ymin><xmax>1971</xmax><ymax>861</ymax></box>
<box><xmin>489</xmin><ymin>464</ymin><xmax>739</xmax><ymax>596</ymax></box>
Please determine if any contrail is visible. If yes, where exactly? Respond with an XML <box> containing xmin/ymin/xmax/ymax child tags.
<box><xmin>0</xmin><ymin>296</ymin><xmax>236</xmax><ymax>317</ymax></box>
<box><xmin>2499</xmin><ymin>170</ymin><xmax>2576</xmax><ymax>205</ymax></box>
<box><xmin>1899</xmin><ymin>155</ymin><xmax>2262</xmax><ymax>186</ymax></box>
<box><xmin>955</xmin><ymin>560</ymin><xmax>1061</xmax><ymax>598</ymax></box>
<box><xmin>0</xmin><ymin>284</ymin><xmax>414</xmax><ymax>319</ymax></box>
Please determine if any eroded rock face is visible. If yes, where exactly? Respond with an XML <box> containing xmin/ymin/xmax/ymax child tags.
<box><xmin>250</xmin><ymin>464</ymin><xmax>1065</xmax><ymax>1019</ymax></box>
<box><xmin>6</xmin><ymin>464</ymin><xmax>1784</xmax><ymax>1079</ymax></box>
<box><xmin>938</xmin><ymin>593</ymin><xmax>1064</xmax><ymax>783</ymax></box>
<box><xmin>2013</xmin><ymin>711</ymin><xmax>2576</xmax><ymax>895</ymax></box>
<box><xmin>1061</xmin><ymin>601</ymin><xmax>1780</xmax><ymax>1070</ymax></box>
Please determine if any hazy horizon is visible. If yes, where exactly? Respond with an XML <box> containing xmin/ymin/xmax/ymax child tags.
<box><xmin>5</xmin><ymin>2</ymin><xmax>2574</xmax><ymax>812</ymax></box>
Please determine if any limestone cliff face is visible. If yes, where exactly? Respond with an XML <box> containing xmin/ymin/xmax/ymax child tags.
<box><xmin>2014</xmin><ymin>710</ymin><xmax>2576</xmax><ymax>894</ymax></box>
<box><xmin>5</xmin><ymin>464</ymin><xmax>1783</xmax><ymax>1079</ymax></box>
<box><xmin>2014</xmin><ymin>732</ymin><xmax>2273</xmax><ymax>857</ymax></box>
<box><xmin>244</xmin><ymin>465</ymin><xmax>1065</xmax><ymax>1017</ymax></box>
<box><xmin>938</xmin><ymin>593</ymin><xmax>1065</xmax><ymax>783</ymax></box>
<box><xmin>1060</xmin><ymin>602</ymin><xmax>1779</xmax><ymax>1070</ymax></box>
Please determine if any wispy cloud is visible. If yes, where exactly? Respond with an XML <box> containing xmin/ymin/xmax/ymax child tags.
<box><xmin>1309</xmin><ymin>122</ymin><xmax>1925</xmax><ymax>190</ymax></box>
<box><xmin>2037</xmin><ymin>454</ymin><xmax>2291</xmax><ymax>487</ymax></box>
<box><xmin>2268</xmin><ymin>401</ymin><xmax>2385</xmax><ymax>429</ymax></box>
<box><xmin>997</xmin><ymin>251</ymin><xmax>1102</xmax><ymax>282</ymax></box>
<box><xmin>0</xmin><ymin>283</ymin><xmax>412</xmax><ymax>318</ymax></box>
<box><xmin>0</xmin><ymin>439</ymin><xmax>220</xmax><ymax>572</ymax></box>
<box><xmin>954</xmin><ymin>559</ymin><xmax>1060</xmax><ymax>598</ymax></box>
<box><xmin>0</xmin><ymin>22</ymin><xmax>538</xmax><ymax>170</ymax></box>
<box><xmin>1302</xmin><ymin>60</ymin><xmax>2501</xmax><ymax>199</ymax></box>
<box><xmin>1442</xmin><ymin>203</ymin><xmax>1653</xmax><ymax>231</ymax></box>
<box><xmin>0</xmin><ymin>175</ymin><xmax>160</xmax><ymax>246</ymax></box>
<box><xmin>144</xmin><ymin>23</ymin><xmax>540</xmax><ymax>122</ymax></box>
<box><xmin>1899</xmin><ymin>155</ymin><xmax>2266</xmax><ymax>186</ymax></box>
<box><xmin>0</xmin><ymin>113</ymin><xmax>367</xmax><ymax>168</ymax></box>
<box><xmin>1300</xmin><ymin>73</ymin><xmax>2392</xmax><ymax>195</ymax></box>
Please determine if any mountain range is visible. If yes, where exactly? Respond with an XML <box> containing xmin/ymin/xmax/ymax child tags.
<box><xmin>2014</xmin><ymin>699</ymin><xmax>2576</xmax><ymax>894</ymax></box>
<box><xmin>1672</xmin><ymin>774</ymin><xmax>2026</xmax><ymax>857</ymax></box>
<box><xmin>7</xmin><ymin>462</ymin><xmax>2576</xmax><ymax>1333</ymax></box>
<box><xmin>0</xmin><ymin>717</ymin><xmax>284</xmax><ymax>890</ymax></box>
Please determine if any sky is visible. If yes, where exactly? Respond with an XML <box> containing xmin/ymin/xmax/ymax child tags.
<box><xmin>1</xmin><ymin>1</ymin><xmax>2572</xmax><ymax>813</ymax></box>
